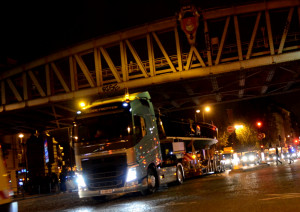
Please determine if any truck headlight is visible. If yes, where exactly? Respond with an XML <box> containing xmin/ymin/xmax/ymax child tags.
<box><xmin>126</xmin><ymin>167</ymin><xmax>137</xmax><ymax>182</ymax></box>
<box><xmin>76</xmin><ymin>173</ymin><xmax>87</xmax><ymax>188</ymax></box>
<box><xmin>249</xmin><ymin>155</ymin><xmax>255</xmax><ymax>161</ymax></box>
<box><xmin>242</xmin><ymin>156</ymin><xmax>247</xmax><ymax>162</ymax></box>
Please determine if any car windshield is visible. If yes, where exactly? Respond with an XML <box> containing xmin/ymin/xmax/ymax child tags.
<box><xmin>269</xmin><ymin>154</ymin><xmax>276</xmax><ymax>156</ymax></box>
<box><xmin>245</xmin><ymin>152</ymin><xmax>256</xmax><ymax>156</ymax></box>
<box><xmin>223</xmin><ymin>154</ymin><xmax>232</xmax><ymax>159</ymax></box>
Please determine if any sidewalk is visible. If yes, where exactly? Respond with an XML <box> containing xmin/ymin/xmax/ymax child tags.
<box><xmin>13</xmin><ymin>189</ymin><xmax>78</xmax><ymax>202</ymax></box>
<box><xmin>13</xmin><ymin>192</ymin><xmax>60</xmax><ymax>202</ymax></box>
<box><xmin>13</xmin><ymin>181</ymin><xmax>79</xmax><ymax>202</ymax></box>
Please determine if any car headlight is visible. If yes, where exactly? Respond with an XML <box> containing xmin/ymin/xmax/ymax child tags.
<box><xmin>225</xmin><ymin>159</ymin><xmax>231</xmax><ymax>164</ymax></box>
<box><xmin>242</xmin><ymin>156</ymin><xmax>247</xmax><ymax>161</ymax></box>
<box><xmin>273</xmin><ymin>156</ymin><xmax>277</xmax><ymax>160</ymax></box>
<box><xmin>249</xmin><ymin>155</ymin><xmax>255</xmax><ymax>161</ymax></box>
<box><xmin>126</xmin><ymin>167</ymin><xmax>137</xmax><ymax>182</ymax></box>
<box><xmin>287</xmin><ymin>154</ymin><xmax>290</xmax><ymax>158</ymax></box>
<box><xmin>292</xmin><ymin>153</ymin><xmax>296</xmax><ymax>157</ymax></box>
<box><xmin>76</xmin><ymin>173</ymin><xmax>87</xmax><ymax>188</ymax></box>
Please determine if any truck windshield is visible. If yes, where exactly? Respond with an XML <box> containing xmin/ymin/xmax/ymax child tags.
<box><xmin>76</xmin><ymin>111</ymin><xmax>133</xmax><ymax>144</ymax></box>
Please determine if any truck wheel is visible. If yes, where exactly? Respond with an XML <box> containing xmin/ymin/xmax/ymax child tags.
<box><xmin>176</xmin><ymin>166</ymin><xmax>184</xmax><ymax>185</ymax></box>
<box><xmin>141</xmin><ymin>168</ymin><xmax>158</xmax><ymax>195</ymax></box>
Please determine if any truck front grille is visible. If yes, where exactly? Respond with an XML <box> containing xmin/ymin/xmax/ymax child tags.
<box><xmin>81</xmin><ymin>154</ymin><xmax>127</xmax><ymax>190</ymax></box>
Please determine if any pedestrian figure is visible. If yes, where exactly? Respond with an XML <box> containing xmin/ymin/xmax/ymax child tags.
<box><xmin>59</xmin><ymin>169</ymin><xmax>67</xmax><ymax>192</ymax></box>
<box><xmin>276</xmin><ymin>146</ymin><xmax>282</xmax><ymax>165</ymax></box>
<box><xmin>288</xmin><ymin>145</ymin><xmax>294</xmax><ymax>164</ymax></box>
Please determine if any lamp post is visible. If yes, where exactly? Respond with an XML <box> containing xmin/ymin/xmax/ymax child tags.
<box><xmin>195</xmin><ymin>106</ymin><xmax>211</xmax><ymax>123</ymax></box>
<box><xmin>18</xmin><ymin>133</ymin><xmax>27</xmax><ymax>183</ymax></box>
<box><xmin>18</xmin><ymin>133</ymin><xmax>24</xmax><ymax>162</ymax></box>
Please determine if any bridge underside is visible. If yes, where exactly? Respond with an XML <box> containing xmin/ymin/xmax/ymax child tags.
<box><xmin>1</xmin><ymin>59</ymin><xmax>299</xmax><ymax>135</ymax></box>
<box><xmin>0</xmin><ymin>0</ymin><xmax>300</xmax><ymax>135</ymax></box>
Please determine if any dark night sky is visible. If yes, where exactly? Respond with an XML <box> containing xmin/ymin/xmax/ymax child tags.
<box><xmin>0</xmin><ymin>0</ymin><xmax>180</xmax><ymax>66</ymax></box>
<box><xmin>0</xmin><ymin>0</ymin><xmax>261</xmax><ymax>67</ymax></box>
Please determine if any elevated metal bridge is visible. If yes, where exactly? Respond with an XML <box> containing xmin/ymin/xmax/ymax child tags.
<box><xmin>1</xmin><ymin>0</ymin><xmax>300</xmax><ymax>134</ymax></box>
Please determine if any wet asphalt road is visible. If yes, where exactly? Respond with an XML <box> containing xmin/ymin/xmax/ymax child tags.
<box><xmin>15</xmin><ymin>160</ymin><xmax>300</xmax><ymax>212</ymax></box>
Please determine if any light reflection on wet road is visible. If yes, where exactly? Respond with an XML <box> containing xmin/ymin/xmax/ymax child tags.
<box><xmin>17</xmin><ymin>160</ymin><xmax>300</xmax><ymax>212</ymax></box>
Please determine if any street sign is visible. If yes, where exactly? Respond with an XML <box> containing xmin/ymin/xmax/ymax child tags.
<box><xmin>257</xmin><ymin>133</ymin><xmax>264</xmax><ymax>140</ymax></box>
<box><xmin>227</xmin><ymin>126</ymin><xmax>235</xmax><ymax>133</ymax></box>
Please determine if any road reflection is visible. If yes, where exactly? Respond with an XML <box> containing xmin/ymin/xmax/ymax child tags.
<box><xmin>64</xmin><ymin>201</ymin><xmax>153</xmax><ymax>212</ymax></box>
<box><xmin>0</xmin><ymin>202</ymin><xmax>18</xmax><ymax>212</ymax></box>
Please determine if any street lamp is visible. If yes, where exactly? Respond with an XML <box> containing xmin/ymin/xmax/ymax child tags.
<box><xmin>18</xmin><ymin>133</ymin><xmax>24</xmax><ymax>139</ymax></box>
<box><xmin>234</xmin><ymin>124</ymin><xmax>244</xmax><ymax>130</ymax></box>
<box><xmin>203</xmin><ymin>106</ymin><xmax>211</xmax><ymax>122</ymax></box>
<box><xmin>204</xmin><ymin>106</ymin><xmax>211</xmax><ymax>112</ymax></box>
<box><xmin>195</xmin><ymin>109</ymin><xmax>201</xmax><ymax>122</ymax></box>
<box><xmin>79</xmin><ymin>101</ymin><xmax>86</xmax><ymax>108</ymax></box>
<box><xmin>195</xmin><ymin>106</ymin><xmax>211</xmax><ymax>123</ymax></box>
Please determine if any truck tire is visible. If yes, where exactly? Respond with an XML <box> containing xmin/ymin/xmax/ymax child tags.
<box><xmin>176</xmin><ymin>166</ymin><xmax>184</xmax><ymax>185</ymax></box>
<box><xmin>141</xmin><ymin>168</ymin><xmax>158</xmax><ymax>195</ymax></box>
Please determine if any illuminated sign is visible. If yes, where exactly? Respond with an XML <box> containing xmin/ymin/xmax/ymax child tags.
<box><xmin>88</xmin><ymin>106</ymin><xmax>118</xmax><ymax>113</ymax></box>
<box><xmin>44</xmin><ymin>139</ymin><xmax>49</xmax><ymax>164</ymax></box>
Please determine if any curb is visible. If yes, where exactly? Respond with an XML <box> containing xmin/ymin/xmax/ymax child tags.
<box><xmin>13</xmin><ymin>192</ymin><xmax>62</xmax><ymax>202</ymax></box>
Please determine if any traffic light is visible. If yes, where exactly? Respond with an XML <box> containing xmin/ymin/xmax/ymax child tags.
<box><xmin>256</xmin><ymin>121</ymin><xmax>262</xmax><ymax>128</ymax></box>
<box><xmin>294</xmin><ymin>139</ymin><xmax>299</xmax><ymax>144</ymax></box>
<box><xmin>260</xmin><ymin>145</ymin><xmax>264</xmax><ymax>151</ymax></box>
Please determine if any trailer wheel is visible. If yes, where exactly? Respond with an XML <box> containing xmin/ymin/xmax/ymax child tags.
<box><xmin>176</xmin><ymin>166</ymin><xmax>184</xmax><ymax>185</ymax></box>
<box><xmin>141</xmin><ymin>168</ymin><xmax>158</xmax><ymax>195</ymax></box>
<box><xmin>215</xmin><ymin>166</ymin><xmax>221</xmax><ymax>173</ymax></box>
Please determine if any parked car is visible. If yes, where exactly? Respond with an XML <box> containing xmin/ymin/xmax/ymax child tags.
<box><xmin>241</xmin><ymin>152</ymin><xmax>261</xmax><ymax>166</ymax></box>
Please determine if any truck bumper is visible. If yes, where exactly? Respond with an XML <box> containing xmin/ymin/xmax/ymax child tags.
<box><xmin>78</xmin><ymin>181</ymin><xmax>146</xmax><ymax>198</ymax></box>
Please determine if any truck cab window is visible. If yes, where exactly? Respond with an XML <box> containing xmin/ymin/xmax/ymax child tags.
<box><xmin>134</xmin><ymin>115</ymin><xmax>147</xmax><ymax>142</ymax></box>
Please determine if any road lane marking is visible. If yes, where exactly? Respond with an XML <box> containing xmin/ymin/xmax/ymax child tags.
<box><xmin>111</xmin><ymin>200</ymin><xmax>199</xmax><ymax>211</ymax></box>
<box><xmin>260</xmin><ymin>193</ymin><xmax>300</xmax><ymax>201</ymax></box>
